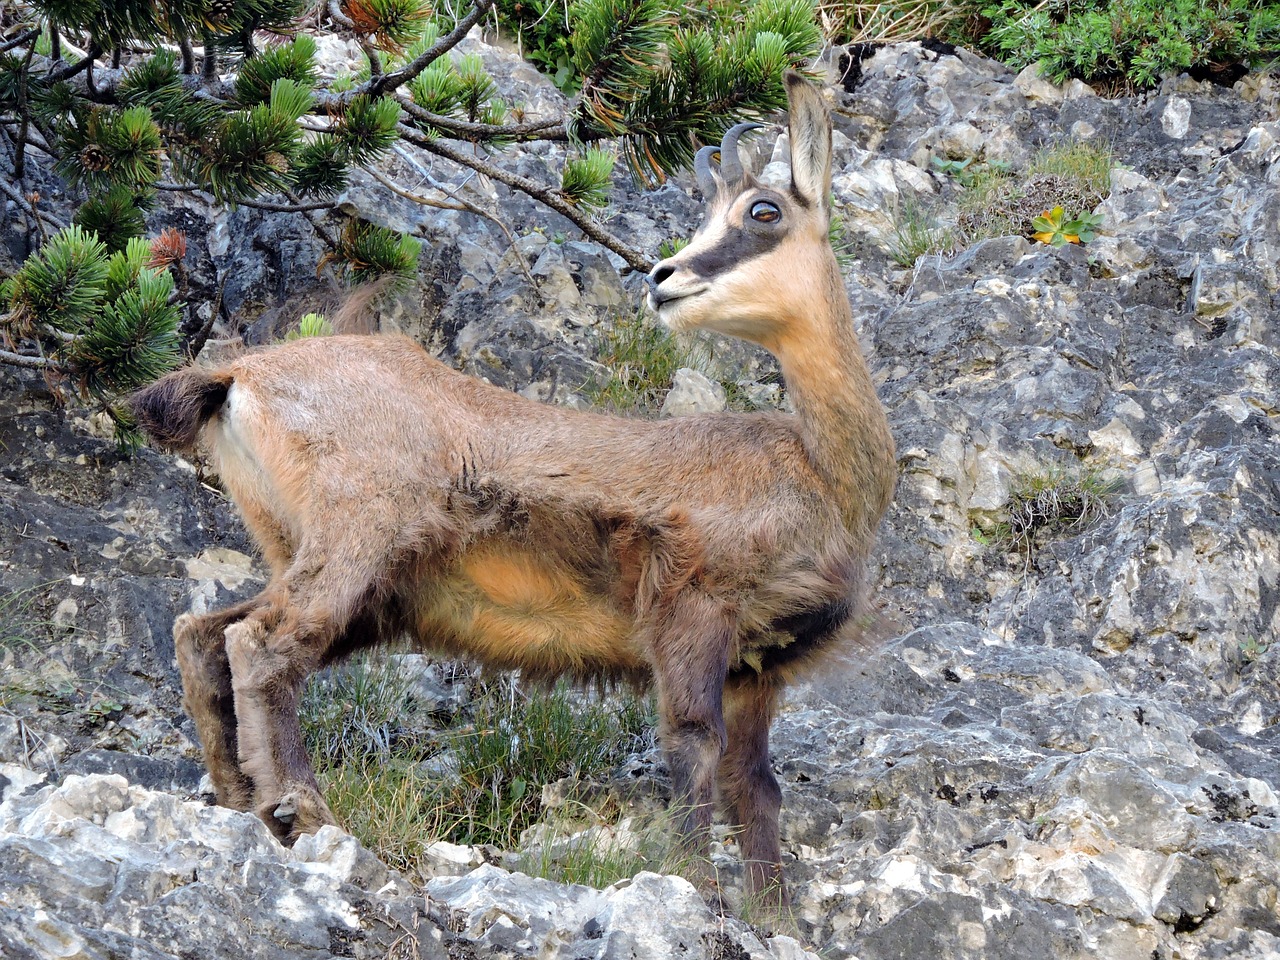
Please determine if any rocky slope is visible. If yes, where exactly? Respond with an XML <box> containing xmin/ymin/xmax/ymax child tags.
<box><xmin>2</xmin><ymin>34</ymin><xmax>1278</xmax><ymax>960</ymax></box>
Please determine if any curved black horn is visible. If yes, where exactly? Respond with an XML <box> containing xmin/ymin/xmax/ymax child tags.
<box><xmin>719</xmin><ymin>121</ymin><xmax>764</xmax><ymax>183</ymax></box>
<box><xmin>693</xmin><ymin>145</ymin><xmax>721</xmax><ymax>197</ymax></box>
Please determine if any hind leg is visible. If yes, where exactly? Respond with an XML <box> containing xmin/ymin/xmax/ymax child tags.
<box><xmin>174</xmin><ymin>596</ymin><xmax>269</xmax><ymax>810</ymax></box>
<box><xmin>719</xmin><ymin>675</ymin><xmax>788</xmax><ymax>917</ymax></box>
<box><xmin>226</xmin><ymin>563</ymin><xmax>392</xmax><ymax>843</ymax></box>
<box><xmin>226</xmin><ymin>613</ymin><xmax>335</xmax><ymax>841</ymax></box>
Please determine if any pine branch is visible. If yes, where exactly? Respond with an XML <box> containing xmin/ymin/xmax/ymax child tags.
<box><xmin>0</xmin><ymin>347</ymin><xmax>67</xmax><ymax>371</ymax></box>
<box><xmin>397</xmin><ymin>122</ymin><xmax>650</xmax><ymax>272</ymax></box>
<box><xmin>45</xmin><ymin>50</ymin><xmax>95</xmax><ymax>84</ymax></box>
<box><xmin>1</xmin><ymin>28</ymin><xmax>41</xmax><ymax>55</ymax></box>
<box><xmin>395</xmin><ymin>94</ymin><xmax>566</xmax><ymax>141</ymax></box>
<box><xmin>367</xmin><ymin>0</ymin><xmax>494</xmax><ymax>96</ymax></box>
<box><xmin>0</xmin><ymin>178</ymin><xmax>69</xmax><ymax>231</ymax></box>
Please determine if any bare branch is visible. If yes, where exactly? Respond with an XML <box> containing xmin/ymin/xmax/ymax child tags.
<box><xmin>395</xmin><ymin>95</ymin><xmax>567</xmax><ymax>142</ymax></box>
<box><xmin>46</xmin><ymin>46</ymin><xmax>95</xmax><ymax>84</ymax></box>
<box><xmin>397</xmin><ymin>124</ymin><xmax>652</xmax><ymax>273</ymax></box>
<box><xmin>361</xmin><ymin>162</ymin><xmax>537</xmax><ymax>288</ymax></box>
<box><xmin>153</xmin><ymin>182</ymin><xmax>337</xmax><ymax>212</ymax></box>
<box><xmin>0</xmin><ymin>177</ymin><xmax>69</xmax><ymax>231</ymax></box>
<box><xmin>184</xmin><ymin>274</ymin><xmax>227</xmax><ymax>360</ymax></box>
<box><xmin>0</xmin><ymin>27</ymin><xmax>41</xmax><ymax>55</ymax></box>
<box><xmin>0</xmin><ymin>348</ymin><xmax>65</xmax><ymax>371</ymax></box>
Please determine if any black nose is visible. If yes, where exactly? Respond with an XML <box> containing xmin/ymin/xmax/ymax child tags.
<box><xmin>647</xmin><ymin>262</ymin><xmax>675</xmax><ymax>295</ymax></box>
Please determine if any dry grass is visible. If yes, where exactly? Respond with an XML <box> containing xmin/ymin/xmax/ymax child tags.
<box><xmin>993</xmin><ymin>466</ymin><xmax>1123</xmax><ymax>560</ymax></box>
<box><xmin>818</xmin><ymin>0</ymin><xmax>975</xmax><ymax>44</ymax></box>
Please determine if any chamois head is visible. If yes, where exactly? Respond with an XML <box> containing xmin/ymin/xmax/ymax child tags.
<box><xmin>646</xmin><ymin>71</ymin><xmax>835</xmax><ymax>349</ymax></box>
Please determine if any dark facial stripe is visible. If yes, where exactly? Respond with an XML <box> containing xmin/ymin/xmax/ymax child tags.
<box><xmin>682</xmin><ymin>221</ymin><xmax>787</xmax><ymax>282</ymax></box>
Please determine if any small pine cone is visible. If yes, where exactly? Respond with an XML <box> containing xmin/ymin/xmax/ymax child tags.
<box><xmin>265</xmin><ymin>151</ymin><xmax>290</xmax><ymax>174</ymax></box>
<box><xmin>79</xmin><ymin>143</ymin><xmax>112</xmax><ymax>172</ymax></box>
<box><xmin>206</xmin><ymin>0</ymin><xmax>236</xmax><ymax>23</ymax></box>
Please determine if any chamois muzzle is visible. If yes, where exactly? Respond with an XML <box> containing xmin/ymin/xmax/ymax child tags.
<box><xmin>646</xmin><ymin>262</ymin><xmax>677</xmax><ymax>303</ymax></box>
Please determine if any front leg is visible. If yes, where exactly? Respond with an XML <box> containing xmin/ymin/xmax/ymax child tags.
<box><xmin>649</xmin><ymin>587</ymin><xmax>735</xmax><ymax>884</ymax></box>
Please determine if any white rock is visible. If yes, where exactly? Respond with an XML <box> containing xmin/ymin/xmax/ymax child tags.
<box><xmin>660</xmin><ymin>368</ymin><xmax>726</xmax><ymax>417</ymax></box>
<box><xmin>1014</xmin><ymin>63</ymin><xmax>1063</xmax><ymax>104</ymax></box>
<box><xmin>1160</xmin><ymin>97</ymin><xmax>1192</xmax><ymax>139</ymax></box>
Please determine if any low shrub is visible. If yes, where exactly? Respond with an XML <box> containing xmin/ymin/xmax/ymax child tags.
<box><xmin>976</xmin><ymin>0</ymin><xmax>1280</xmax><ymax>90</ymax></box>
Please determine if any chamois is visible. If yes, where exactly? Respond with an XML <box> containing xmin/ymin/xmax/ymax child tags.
<box><xmin>130</xmin><ymin>71</ymin><xmax>896</xmax><ymax>908</ymax></box>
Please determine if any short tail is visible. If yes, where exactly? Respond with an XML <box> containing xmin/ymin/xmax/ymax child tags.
<box><xmin>129</xmin><ymin>366</ymin><xmax>233</xmax><ymax>452</ymax></box>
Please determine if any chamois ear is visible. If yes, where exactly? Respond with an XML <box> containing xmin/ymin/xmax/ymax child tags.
<box><xmin>784</xmin><ymin>70</ymin><xmax>832</xmax><ymax>212</ymax></box>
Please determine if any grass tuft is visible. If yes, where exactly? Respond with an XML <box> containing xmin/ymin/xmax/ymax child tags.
<box><xmin>516</xmin><ymin>807</ymin><xmax>683</xmax><ymax>888</ymax></box>
<box><xmin>303</xmin><ymin>662</ymin><xmax>657</xmax><ymax>880</ymax></box>
<box><xmin>889</xmin><ymin>196</ymin><xmax>955</xmax><ymax>266</ymax></box>
<box><xmin>1027</xmin><ymin>141</ymin><xmax>1113</xmax><ymax>204</ymax></box>
<box><xmin>583</xmin><ymin>306</ymin><xmax>699</xmax><ymax>413</ymax></box>
<box><xmin>950</xmin><ymin>141</ymin><xmax>1113</xmax><ymax>248</ymax></box>
<box><xmin>991</xmin><ymin>466</ymin><xmax>1123</xmax><ymax>560</ymax></box>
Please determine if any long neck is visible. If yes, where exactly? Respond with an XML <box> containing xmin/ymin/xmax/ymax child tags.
<box><xmin>770</xmin><ymin>258</ymin><xmax>896</xmax><ymax>547</ymax></box>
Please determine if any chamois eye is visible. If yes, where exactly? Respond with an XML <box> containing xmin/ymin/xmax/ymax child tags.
<box><xmin>750</xmin><ymin>201</ymin><xmax>781</xmax><ymax>224</ymax></box>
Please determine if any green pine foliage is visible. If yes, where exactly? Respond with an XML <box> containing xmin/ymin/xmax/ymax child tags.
<box><xmin>561</xmin><ymin>148</ymin><xmax>616</xmax><ymax>211</ymax></box>
<box><xmin>334</xmin><ymin>95</ymin><xmax>401</xmax><ymax>164</ymax></box>
<box><xmin>976</xmin><ymin>0</ymin><xmax>1280</xmax><ymax>88</ymax></box>
<box><xmin>0</xmin><ymin>54</ymin><xmax>26</xmax><ymax>110</ymax></box>
<box><xmin>335</xmin><ymin>219</ymin><xmax>422</xmax><ymax>284</ymax></box>
<box><xmin>294</xmin><ymin>135</ymin><xmax>351</xmax><ymax>198</ymax></box>
<box><xmin>57</xmin><ymin>105</ymin><xmax>164</xmax><ymax>193</ymax></box>
<box><xmin>572</xmin><ymin>0</ymin><xmax>821</xmax><ymax>182</ymax></box>
<box><xmin>73</xmin><ymin>186</ymin><xmax>151</xmax><ymax>253</ymax></box>
<box><xmin>103</xmin><ymin>236</ymin><xmax>151</xmax><ymax>303</ymax></box>
<box><xmin>346</xmin><ymin>0</ymin><xmax>434</xmax><ymax>51</ymax></box>
<box><xmin>199</xmin><ymin>79</ymin><xmax>312</xmax><ymax>201</ymax></box>
<box><xmin>67</xmin><ymin>264</ymin><xmax>181</xmax><ymax>397</ymax></box>
<box><xmin>1</xmin><ymin>230</ymin><xmax>182</xmax><ymax>446</ymax></box>
<box><xmin>4</xmin><ymin>226</ymin><xmax>110</xmax><ymax>333</ymax></box>
<box><xmin>235</xmin><ymin>35</ymin><xmax>319</xmax><ymax>106</ymax></box>
<box><xmin>288</xmin><ymin>312</ymin><xmax>335</xmax><ymax>338</ymax></box>
<box><xmin>33</xmin><ymin>0</ymin><xmax>162</xmax><ymax>47</ymax></box>
<box><xmin>204</xmin><ymin>0</ymin><xmax>309</xmax><ymax>56</ymax></box>
<box><xmin>407</xmin><ymin>55</ymin><xmax>466</xmax><ymax>117</ymax></box>
<box><xmin>571</xmin><ymin>0</ymin><xmax>672</xmax><ymax>138</ymax></box>
<box><xmin>407</xmin><ymin>50</ymin><xmax>510</xmax><ymax>137</ymax></box>
<box><xmin>116</xmin><ymin>51</ymin><xmax>222</xmax><ymax>150</ymax></box>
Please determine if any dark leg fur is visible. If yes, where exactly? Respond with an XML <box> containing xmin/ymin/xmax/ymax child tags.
<box><xmin>225</xmin><ymin>555</ymin><xmax>395</xmax><ymax>842</ymax></box>
<box><xmin>174</xmin><ymin>596</ymin><xmax>268</xmax><ymax>810</ymax></box>
<box><xmin>650</xmin><ymin>587</ymin><xmax>735</xmax><ymax>880</ymax></box>
<box><xmin>719</xmin><ymin>676</ymin><xmax>788</xmax><ymax>913</ymax></box>
<box><xmin>226</xmin><ymin>611</ymin><xmax>336</xmax><ymax>842</ymax></box>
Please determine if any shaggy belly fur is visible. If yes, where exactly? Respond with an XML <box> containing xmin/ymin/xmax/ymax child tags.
<box><xmin>406</xmin><ymin>543</ymin><xmax>858</xmax><ymax>686</ymax></box>
<box><xmin>409</xmin><ymin>546</ymin><xmax>648</xmax><ymax>681</ymax></box>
